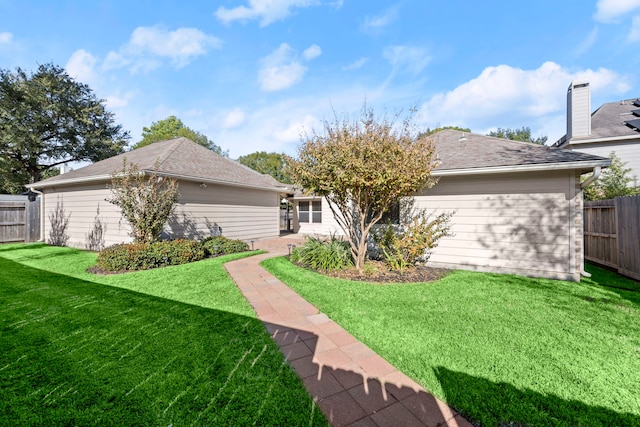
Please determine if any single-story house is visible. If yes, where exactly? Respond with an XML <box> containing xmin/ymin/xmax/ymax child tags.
<box><xmin>291</xmin><ymin>129</ymin><xmax>611</xmax><ymax>281</ymax></box>
<box><xmin>27</xmin><ymin>137</ymin><xmax>289</xmax><ymax>249</ymax></box>
<box><xmin>553</xmin><ymin>80</ymin><xmax>640</xmax><ymax>185</ymax></box>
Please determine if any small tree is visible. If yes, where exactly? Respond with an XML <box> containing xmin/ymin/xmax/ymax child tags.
<box><xmin>584</xmin><ymin>151</ymin><xmax>639</xmax><ymax>200</ymax></box>
<box><xmin>287</xmin><ymin>105</ymin><xmax>439</xmax><ymax>271</ymax></box>
<box><xmin>48</xmin><ymin>198</ymin><xmax>70</xmax><ymax>246</ymax></box>
<box><xmin>107</xmin><ymin>160</ymin><xmax>179</xmax><ymax>243</ymax></box>
<box><xmin>372</xmin><ymin>200</ymin><xmax>454</xmax><ymax>272</ymax></box>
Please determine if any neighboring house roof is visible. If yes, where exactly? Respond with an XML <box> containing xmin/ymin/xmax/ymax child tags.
<box><xmin>430</xmin><ymin>129</ymin><xmax>610</xmax><ymax>176</ymax></box>
<box><xmin>554</xmin><ymin>98</ymin><xmax>640</xmax><ymax>147</ymax></box>
<box><xmin>28</xmin><ymin>137</ymin><xmax>289</xmax><ymax>192</ymax></box>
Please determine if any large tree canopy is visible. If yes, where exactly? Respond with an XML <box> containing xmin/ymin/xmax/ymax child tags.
<box><xmin>0</xmin><ymin>63</ymin><xmax>129</xmax><ymax>192</ymax></box>
<box><xmin>237</xmin><ymin>151</ymin><xmax>291</xmax><ymax>184</ymax></box>
<box><xmin>287</xmin><ymin>106</ymin><xmax>438</xmax><ymax>270</ymax></box>
<box><xmin>133</xmin><ymin>116</ymin><xmax>227</xmax><ymax>156</ymax></box>
<box><xmin>487</xmin><ymin>126</ymin><xmax>547</xmax><ymax>145</ymax></box>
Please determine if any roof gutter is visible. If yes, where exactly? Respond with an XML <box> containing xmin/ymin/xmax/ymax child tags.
<box><xmin>432</xmin><ymin>159</ymin><xmax>611</xmax><ymax>176</ymax></box>
<box><xmin>26</xmin><ymin>171</ymin><xmax>291</xmax><ymax>193</ymax></box>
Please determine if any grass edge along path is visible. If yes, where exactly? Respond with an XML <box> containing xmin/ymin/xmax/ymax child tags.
<box><xmin>0</xmin><ymin>243</ymin><xmax>328</xmax><ymax>426</ymax></box>
<box><xmin>261</xmin><ymin>256</ymin><xmax>640</xmax><ymax>427</ymax></box>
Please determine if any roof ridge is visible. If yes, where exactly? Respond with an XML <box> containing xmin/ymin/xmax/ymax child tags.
<box><xmin>148</xmin><ymin>137</ymin><xmax>187</xmax><ymax>171</ymax></box>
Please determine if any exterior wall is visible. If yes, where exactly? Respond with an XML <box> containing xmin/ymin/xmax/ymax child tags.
<box><xmin>167</xmin><ymin>181</ymin><xmax>280</xmax><ymax>241</ymax></box>
<box><xmin>566</xmin><ymin>139</ymin><xmax>640</xmax><ymax>186</ymax></box>
<box><xmin>42</xmin><ymin>183</ymin><xmax>131</xmax><ymax>249</ymax></box>
<box><xmin>414</xmin><ymin>171</ymin><xmax>582</xmax><ymax>281</ymax></box>
<box><xmin>42</xmin><ymin>180</ymin><xmax>280</xmax><ymax>250</ymax></box>
<box><xmin>292</xmin><ymin>197</ymin><xmax>345</xmax><ymax>236</ymax></box>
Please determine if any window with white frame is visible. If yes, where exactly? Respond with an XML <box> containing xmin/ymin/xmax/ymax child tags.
<box><xmin>298</xmin><ymin>200</ymin><xmax>322</xmax><ymax>223</ymax></box>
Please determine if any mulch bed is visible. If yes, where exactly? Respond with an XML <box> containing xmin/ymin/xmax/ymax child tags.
<box><xmin>302</xmin><ymin>260</ymin><xmax>451</xmax><ymax>284</ymax></box>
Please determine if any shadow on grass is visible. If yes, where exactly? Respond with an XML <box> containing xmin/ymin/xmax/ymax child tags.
<box><xmin>0</xmin><ymin>256</ymin><xmax>327</xmax><ymax>427</ymax></box>
<box><xmin>434</xmin><ymin>367</ymin><xmax>640</xmax><ymax>427</ymax></box>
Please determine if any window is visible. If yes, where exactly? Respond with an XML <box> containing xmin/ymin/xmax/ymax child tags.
<box><xmin>299</xmin><ymin>201</ymin><xmax>309</xmax><ymax>223</ymax></box>
<box><xmin>298</xmin><ymin>200</ymin><xmax>322</xmax><ymax>223</ymax></box>
<box><xmin>312</xmin><ymin>201</ymin><xmax>322</xmax><ymax>223</ymax></box>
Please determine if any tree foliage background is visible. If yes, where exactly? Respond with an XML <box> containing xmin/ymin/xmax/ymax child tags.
<box><xmin>487</xmin><ymin>126</ymin><xmax>547</xmax><ymax>145</ymax></box>
<box><xmin>133</xmin><ymin>116</ymin><xmax>227</xmax><ymax>156</ymax></box>
<box><xmin>287</xmin><ymin>106</ymin><xmax>439</xmax><ymax>270</ymax></box>
<box><xmin>0</xmin><ymin>63</ymin><xmax>129</xmax><ymax>193</ymax></box>
<box><xmin>584</xmin><ymin>151</ymin><xmax>639</xmax><ymax>200</ymax></box>
<box><xmin>237</xmin><ymin>151</ymin><xmax>291</xmax><ymax>183</ymax></box>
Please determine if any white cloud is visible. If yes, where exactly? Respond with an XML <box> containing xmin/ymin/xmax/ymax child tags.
<box><xmin>273</xmin><ymin>114</ymin><xmax>321</xmax><ymax>142</ymax></box>
<box><xmin>574</xmin><ymin>26</ymin><xmax>599</xmax><ymax>57</ymax></box>
<box><xmin>221</xmin><ymin>108</ymin><xmax>246</xmax><ymax>129</ymax></box>
<box><xmin>362</xmin><ymin>6</ymin><xmax>399</xmax><ymax>31</ymax></box>
<box><xmin>594</xmin><ymin>0</ymin><xmax>640</xmax><ymax>22</ymax></box>
<box><xmin>65</xmin><ymin>49</ymin><xmax>98</xmax><ymax>83</ymax></box>
<box><xmin>303</xmin><ymin>44</ymin><xmax>322</xmax><ymax>60</ymax></box>
<box><xmin>342</xmin><ymin>57</ymin><xmax>369</xmax><ymax>71</ymax></box>
<box><xmin>629</xmin><ymin>15</ymin><xmax>640</xmax><ymax>41</ymax></box>
<box><xmin>383</xmin><ymin>46</ymin><xmax>431</xmax><ymax>75</ymax></box>
<box><xmin>419</xmin><ymin>61</ymin><xmax>631</xmax><ymax>141</ymax></box>
<box><xmin>258</xmin><ymin>43</ymin><xmax>307</xmax><ymax>91</ymax></box>
<box><xmin>0</xmin><ymin>32</ymin><xmax>12</xmax><ymax>44</ymax></box>
<box><xmin>103</xmin><ymin>26</ymin><xmax>222</xmax><ymax>73</ymax></box>
<box><xmin>215</xmin><ymin>0</ymin><xmax>321</xmax><ymax>27</ymax></box>
<box><xmin>105</xmin><ymin>91</ymin><xmax>136</xmax><ymax>109</ymax></box>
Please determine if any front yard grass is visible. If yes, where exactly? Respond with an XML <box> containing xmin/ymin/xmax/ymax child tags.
<box><xmin>0</xmin><ymin>243</ymin><xmax>327</xmax><ymax>426</ymax></box>
<box><xmin>262</xmin><ymin>257</ymin><xmax>640</xmax><ymax>427</ymax></box>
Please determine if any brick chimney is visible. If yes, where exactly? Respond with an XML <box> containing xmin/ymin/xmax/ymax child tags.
<box><xmin>567</xmin><ymin>80</ymin><xmax>591</xmax><ymax>140</ymax></box>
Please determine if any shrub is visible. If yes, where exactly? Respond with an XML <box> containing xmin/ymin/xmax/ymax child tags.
<box><xmin>290</xmin><ymin>235</ymin><xmax>353</xmax><ymax>272</ymax></box>
<box><xmin>95</xmin><ymin>239</ymin><xmax>206</xmax><ymax>272</ymax></box>
<box><xmin>372</xmin><ymin>210</ymin><xmax>454</xmax><ymax>272</ymax></box>
<box><xmin>202</xmin><ymin>236</ymin><xmax>249</xmax><ymax>256</ymax></box>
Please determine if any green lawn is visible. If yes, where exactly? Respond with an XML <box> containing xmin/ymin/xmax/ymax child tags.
<box><xmin>0</xmin><ymin>243</ymin><xmax>327</xmax><ymax>426</ymax></box>
<box><xmin>262</xmin><ymin>257</ymin><xmax>640</xmax><ymax>427</ymax></box>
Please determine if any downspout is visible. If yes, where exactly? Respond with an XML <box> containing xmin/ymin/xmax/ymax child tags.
<box><xmin>29</xmin><ymin>187</ymin><xmax>45</xmax><ymax>242</ymax></box>
<box><xmin>578</xmin><ymin>166</ymin><xmax>601</xmax><ymax>278</ymax></box>
<box><xmin>580</xmin><ymin>166</ymin><xmax>601</xmax><ymax>190</ymax></box>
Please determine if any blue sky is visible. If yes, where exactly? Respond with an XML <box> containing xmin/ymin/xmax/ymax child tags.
<box><xmin>1</xmin><ymin>0</ymin><xmax>639</xmax><ymax>158</ymax></box>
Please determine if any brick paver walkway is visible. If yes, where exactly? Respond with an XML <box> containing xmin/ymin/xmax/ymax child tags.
<box><xmin>224</xmin><ymin>235</ymin><xmax>472</xmax><ymax>427</ymax></box>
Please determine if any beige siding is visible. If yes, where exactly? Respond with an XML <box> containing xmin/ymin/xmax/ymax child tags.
<box><xmin>415</xmin><ymin>171</ymin><xmax>582</xmax><ymax>281</ymax></box>
<box><xmin>293</xmin><ymin>197</ymin><xmax>345</xmax><ymax>236</ymax></box>
<box><xmin>568</xmin><ymin>140</ymin><xmax>640</xmax><ymax>186</ymax></box>
<box><xmin>42</xmin><ymin>180</ymin><xmax>280</xmax><ymax>250</ymax></box>
<box><xmin>167</xmin><ymin>181</ymin><xmax>280</xmax><ymax>241</ymax></box>
<box><xmin>43</xmin><ymin>183</ymin><xmax>131</xmax><ymax>249</ymax></box>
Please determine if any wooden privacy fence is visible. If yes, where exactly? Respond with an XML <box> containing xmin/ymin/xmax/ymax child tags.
<box><xmin>0</xmin><ymin>198</ymin><xmax>41</xmax><ymax>243</ymax></box>
<box><xmin>584</xmin><ymin>195</ymin><xmax>640</xmax><ymax>281</ymax></box>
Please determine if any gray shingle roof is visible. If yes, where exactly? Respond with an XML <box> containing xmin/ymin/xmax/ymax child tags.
<box><xmin>431</xmin><ymin>129</ymin><xmax>610</xmax><ymax>172</ymax></box>
<box><xmin>31</xmin><ymin>137</ymin><xmax>288</xmax><ymax>191</ymax></box>
<box><xmin>554</xmin><ymin>98</ymin><xmax>640</xmax><ymax>145</ymax></box>
<box><xmin>587</xmin><ymin>98</ymin><xmax>640</xmax><ymax>139</ymax></box>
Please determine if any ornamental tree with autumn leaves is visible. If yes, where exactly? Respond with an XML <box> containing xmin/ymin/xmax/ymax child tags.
<box><xmin>287</xmin><ymin>106</ymin><xmax>439</xmax><ymax>271</ymax></box>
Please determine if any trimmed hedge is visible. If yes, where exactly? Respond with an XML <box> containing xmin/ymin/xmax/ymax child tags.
<box><xmin>95</xmin><ymin>239</ymin><xmax>206</xmax><ymax>272</ymax></box>
<box><xmin>94</xmin><ymin>236</ymin><xmax>251</xmax><ymax>273</ymax></box>
<box><xmin>202</xmin><ymin>236</ymin><xmax>249</xmax><ymax>256</ymax></box>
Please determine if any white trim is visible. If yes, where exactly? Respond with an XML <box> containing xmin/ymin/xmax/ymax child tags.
<box><xmin>432</xmin><ymin>159</ymin><xmax>610</xmax><ymax>176</ymax></box>
<box><xmin>564</xmin><ymin>134</ymin><xmax>640</xmax><ymax>146</ymax></box>
<box><xmin>26</xmin><ymin>170</ymin><xmax>290</xmax><ymax>193</ymax></box>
